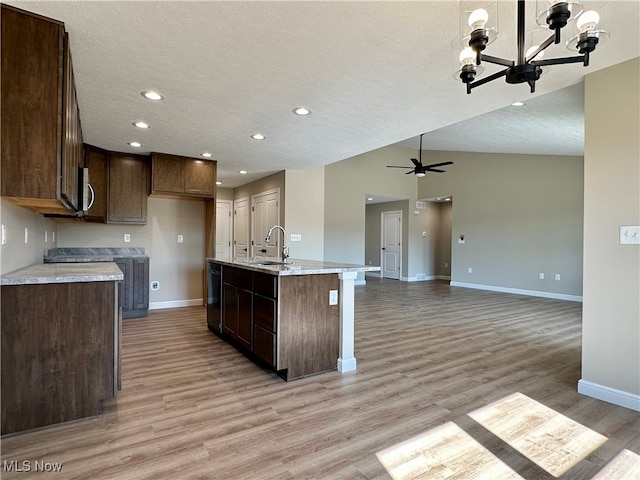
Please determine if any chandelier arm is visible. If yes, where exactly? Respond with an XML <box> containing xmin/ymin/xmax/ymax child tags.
<box><xmin>480</xmin><ymin>54</ymin><xmax>514</xmax><ymax>68</ymax></box>
<box><xmin>469</xmin><ymin>68</ymin><xmax>509</xmax><ymax>91</ymax></box>
<box><xmin>531</xmin><ymin>55</ymin><xmax>586</xmax><ymax>67</ymax></box>
<box><xmin>525</xmin><ymin>33</ymin><xmax>556</xmax><ymax>63</ymax></box>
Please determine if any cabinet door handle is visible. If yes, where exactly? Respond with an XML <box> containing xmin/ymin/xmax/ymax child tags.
<box><xmin>87</xmin><ymin>183</ymin><xmax>95</xmax><ymax>210</ymax></box>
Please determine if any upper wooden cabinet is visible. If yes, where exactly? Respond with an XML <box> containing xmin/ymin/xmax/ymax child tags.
<box><xmin>107</xmin><ymin>153</ymin><xmax>149</xmax><ymax>224</ymax></box>
<box><xmin>1</xmin><ymin>5</ymin><xmax>84</xmax><ymax>215</ymax></box>
<box><xmin>151</xmin><ymin>153</ymin><xmax>216</xmax><ymax>198</ymax></box>
<box><xmin>84</xmin><ymin>144</ymin><xmax>109</xmax><ymax>223</ymax></box>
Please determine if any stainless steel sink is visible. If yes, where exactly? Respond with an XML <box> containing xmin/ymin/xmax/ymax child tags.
<box><xmin>242</xmin><ymin>259</ymin><xmax>293</xmax><ymax>266</ymax></box>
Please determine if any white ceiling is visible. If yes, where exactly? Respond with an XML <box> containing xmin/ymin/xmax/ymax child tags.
<box><xmin>9</xmin><ymin>1</ymin><xmax>640</xmax><ymax>187</ymax></box>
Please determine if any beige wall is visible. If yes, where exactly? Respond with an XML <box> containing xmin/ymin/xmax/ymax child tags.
<box><xmin>581</xmin><ymin>58</ymin><xmax>640</xmax><ymax>405</ymax></box>
<box><xmin>57</xmin><ymin>197</ymin><xmax>205</xmax><ymax>306</ymax></box>
<box><xmin>233</xmin><ymin>171</ymin><xmax>285</xmax><ymax>226</ymax></box>
<box><xmin>0</xmin><ymin>199</ymin><xmax>58</xmax><ymax>274</ymax></box>
<box><xmin>284</xmin><ymin>168</ymin><xmax>325</xmax><ymax>260</ymax></box>
<box><xmin>435</xmin><ymin>201</ymin><xmax>452</xmax><ymax>277</ymax></box>
<box><xmin>365</xmin><ymin>200</ymin><xmax>410</xmax><ymax>275</ymax></box>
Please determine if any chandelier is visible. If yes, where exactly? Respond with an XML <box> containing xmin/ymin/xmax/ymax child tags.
<box><xmin>457</xmin><ymin>1</ymin><xmax>607</xmax><ymax>94</ymax></box>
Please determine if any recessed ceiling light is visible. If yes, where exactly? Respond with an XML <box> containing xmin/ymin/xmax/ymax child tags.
<box><xmin>141</xmin><ymin>90</ymin><xmax>164</xmax><ymax>101</ymax></box>
<box><xmin>367</xmin><ymin>197</ymin><xmax>373</xmax><ymax>201</ymax></box>
<box><xmin>128</xmin><ymin>141</ymin><xmax>142</xmax><ymax>148</ymax></box>
<box><xmin>293</xmin><ymin>106</ymin><xmax>311</xmax><ymax>116</ymax></box>
<box><xmin>201</xmin><ymin>152</ymin><xmax>212</xmax><ymax>158</ymax></box>
<box><xmin>251</xmin><ymin>133</ymin><xmax>265</xmax><ymax>140</ymax></box>
<box><xmin>445</xmin><ymin>197</ymin><xmax>451</xmax><ymax>201</ymax></box>
<box><xmin>239</xmin><ymin>170</ymin><xmax>248</xmax><ymax>175</ymax></box>
<box><xmin>511</xmin><ymin>101</ymin><xmax>526</xmax><ymax>107</ymax></box>
<box><xmin>133</xmin><ymin>121</ymin><xmax>151</xmax><ymax>129</ymax></box>
<box><xmin>216</xmin><ymin>181</ymin><xmax>223</xmax><ymax>185</ymax></box>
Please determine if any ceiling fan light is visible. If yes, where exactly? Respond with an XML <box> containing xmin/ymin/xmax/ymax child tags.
<box><xmin>415</xmin><ymin>172</ymin><xmax>426</xmax><ymax>178</ymax></box>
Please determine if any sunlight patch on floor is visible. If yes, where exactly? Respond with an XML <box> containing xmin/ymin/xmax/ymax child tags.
<box><xmin>376</xmin><ymin>421</ymin><xmax>524</xmax><ymax>480</ymax></box>
<box><xmin>591</xmin><ymin>449</ymin><xmax>640</xmax><ymax>479</ymax></box>
<box><xmin>468</xmin><ymin>392</ymin><xmax>608</xmax><ymax>477</ymax></box>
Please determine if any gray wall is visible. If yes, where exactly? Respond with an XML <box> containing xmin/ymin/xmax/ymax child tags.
<box><xmin>581</xmin><ymin>58</ymin><xmax>639</xmax><ymax>402</ymax></box>
<box><xmin>418</xmin><ymin>151</ymin><xmax>584</xmax><ymax>298</ymax></box>
<box><xmin>365</xmin><ymin>200</ymin><xmax>410</xmax><ymax>275</ymax></box>
<box><xmin>233</xmin><ymin>171</ymin><xmax>285</xmax><ymax>226</ymax></box>
<box><xmin>0</xmin><ymin>199</ymin><xmax>58</xmax><ymax>274</ymax></box>
<box><xmin>57</xmin><ymin>197</ymin><xmax>205</xmax><ymax>306</ymax></box>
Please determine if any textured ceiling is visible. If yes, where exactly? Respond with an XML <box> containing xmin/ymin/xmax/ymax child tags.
<box><xmin>7</xmin><ymin>1</ymin><xmax>640</xmax><ymax>187</ymax></box>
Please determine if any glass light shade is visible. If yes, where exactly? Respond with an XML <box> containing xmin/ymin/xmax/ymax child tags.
<box><xmin>415</xmin><ymin>172</ymin><xmax>426</xmax><ymax>178</ymax></box>
<box><xmin>468</xmin><ymin>8</ymin><xmax>489</xmax><ymax>29</ymax></box>
<box><xmin>459</xmin><ymin>47</ymin><xmax>476</xmax><ymax>65</ymax></box>
<box><xmin>536</xmin><ymin>0</ymin><xmax>583</xmax><ymax>27</ymax></box>
<box><xmin>577</xmin><ymin>10</ymin><xmax>599</xmax><ymax>32</ymax></box>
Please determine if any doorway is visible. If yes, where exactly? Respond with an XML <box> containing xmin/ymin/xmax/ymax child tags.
<box><xmin>381</xmin><ymin>210</ymin><xmax>402</xmax><ymax>279</ymax></box>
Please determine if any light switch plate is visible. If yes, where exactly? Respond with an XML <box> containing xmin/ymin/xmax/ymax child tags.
<box><xmin>124</xmin><ymin>233</ymin><xmax>131</xmax><ymax>243</ymax></box>
<box><xmin>178</xmin><ymin>234</ymin><xmax>184</xmax><ymax>243</ymax></box>
<box><xmin>620</xmin><ymin>225</ymin><xmax>640</xmax><ymax>244</ymax></box>
<box><xmin>290</xmin><ymin>234</ymin><xmax>302</xmax><ymax>242</ymax></box>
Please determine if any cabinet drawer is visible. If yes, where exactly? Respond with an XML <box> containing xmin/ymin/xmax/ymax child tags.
<box><xmin>223</xmin><ymin>266</ymin><xmax>252</xmax><ymax>289</ymax></box>
<box><xmin>253</xmin><ymin>272</ymin><xmax>277</xmax><ymax>298</ymax></box>
<box><xmin>254</xmin><ymin>294</ymin><xmax>276</xmax><ymax>332</ymax></box>
<box><xmin>253</xmin><ymin>325</ymin><xmax>275</xmax><ymax>367</ymax></box>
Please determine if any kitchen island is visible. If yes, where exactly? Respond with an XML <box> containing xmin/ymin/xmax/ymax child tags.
<box><xmin>1</xmin><ymin>262</ymin><xmax>123</xmax><ymax>435</ymax></box>
<box><xmin>206</xmin><ymin>257</ymin><xmax>379</xmax><ymax>380</ymax></box>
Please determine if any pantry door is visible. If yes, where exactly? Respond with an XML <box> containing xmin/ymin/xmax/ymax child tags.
<box><xmin>234</xmin><ymin>197</ymin><xmax>250</xmax><ymax>258</ymax></box>
<box><xmin>215</xmin><ymin>200</ymin><xmax>232</xmax><ymax>258</ymax></box>
<box><xmin>381</xmin><ymin>210</ymin><xmax>402</xmax><ymax>279</ymax></box>
<box><xmin>251</xmin><ymin>189</ymin><xmax>280</xmax><ymax>257</ymax></box>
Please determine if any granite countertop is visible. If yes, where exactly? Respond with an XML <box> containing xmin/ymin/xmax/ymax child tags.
<box><xmin>206</xmin><ymin>257</ymin><xmax>380</xmax><ymax>276</ymax></box>
<box><xmin>1</xmin><ymin>263</ymin><xmax>124</xmax><ymax>286</ymax></box>
<box><xmin>44</xmin><ymin>247</ymin><xmax>148</xmax><ymax>263</ymax></box>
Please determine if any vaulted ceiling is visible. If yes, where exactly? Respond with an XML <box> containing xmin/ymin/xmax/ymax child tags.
<box><xmin>9</xmin><ymin>1</ymin><xmax>640</xmax><ymax>187</ymax></box>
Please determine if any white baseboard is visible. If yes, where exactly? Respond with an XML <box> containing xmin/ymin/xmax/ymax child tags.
<box><xmin>149</xmin><ymin>299</ymin><xmax>203</xmax><ymax>310</ymax></box>
<box><xmin>578</xmin><ymin>379</ymin><xmax>640</xmax><ymax>412</ymax></box>
<box><xmin>355</xmin><ymin>279</ymin><xmax>366</xmax><ymax>286</ymax></box>
<box><xmin>450</xmin><ymin>281</ymin><xmax>583</xmax><ymax>302</ymax></box>
<box><xmin>401</xmin><ymin>275</ymin><xmax>451</xmax><ymax>282</ymax></box>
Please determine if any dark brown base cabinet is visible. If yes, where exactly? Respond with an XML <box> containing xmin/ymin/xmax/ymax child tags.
<box><xmin>115</xmin><ymin>257</ymin><xmax>149</xmax><ymax>318</ymax></box>
<box><xmin>1</xmin><ymin>281</ymin><xmax>119</xmax><ymax>435</ymax></box>
<box><xmin>217</xmin><ymin>264</ymin><xmax>339</xmax><ymax>381</ymax></box>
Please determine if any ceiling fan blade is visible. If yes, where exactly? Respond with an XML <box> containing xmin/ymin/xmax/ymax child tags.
<box><xmin>405</xmin><ymin>170</ymin><xmax>417</xmax><ymax>175</ymax></box>
<box><xmin>410</xmin><ymin>158</ymin><xmax>422</xmax><ymax>168</ymax></box>
<box><xmin>425</xmin><ymin>161</ymin><xmax>453</xmax><ymax>168</ymax></box>
<box><xmin>387</xmin><ymin>165</ymin><xmax>414</xmax><ymax>169</ymax></box>
<box><xmin>425</xmin><ymin>168</ymin><xmax>446</xmax><ymax>173</ymax></box>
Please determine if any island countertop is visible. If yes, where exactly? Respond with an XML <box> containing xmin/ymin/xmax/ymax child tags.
<box><xmin>1</xmin><ymin>262</ymin><xmax>125</xmax><ymax>286</ymax></box>
<box><xmin>205</xmin><ymin>257</ymin><xmax>380</xmax><ymax>276</ymax></box>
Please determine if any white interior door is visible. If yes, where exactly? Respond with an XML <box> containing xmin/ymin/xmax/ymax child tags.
<box><xmin>215</xmin><ymin>200</ymin><xmax>232</xmax><ymax>258</ymax></box>
<box><xmin>251</xmin><ymin>189</ymin><xmax>280</xmax><ymax>257</ymax></box>
<box><xmin>381</xmin><ymin>210</ymin><xmax>402</xmax><ymax>279</ymax></box>
<box><xmin>234</xmin><ymin>197</ymin><xmax>250</xmax><ymax>258</ymax></box>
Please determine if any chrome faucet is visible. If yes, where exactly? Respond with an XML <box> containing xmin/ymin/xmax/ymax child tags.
<box><xmin>265</xmin><ymin>225</ymin><xmax>290</xmax><ymax>263</ymax></box>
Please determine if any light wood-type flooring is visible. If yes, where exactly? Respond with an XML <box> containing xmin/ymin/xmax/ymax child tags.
<box><xmin>2</xmin><ymin>278</ymin><xmax>639</xmax><ymax>479</ymax></box>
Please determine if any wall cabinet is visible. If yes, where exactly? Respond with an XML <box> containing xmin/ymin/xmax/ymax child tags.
<box><xmin>151</xmin><ymin>153</ymin><xmax>216</xmax><ymax>198</ymax></box>
<box><xmin>108</xmin><ymin>153</ymin><xmax>149</xmax><ymax>224</ymax></box>
<box><xmin>84</xmin><ymin>144</ymin><xmax>108</xmax><ymax>222</ymax></box>
<box><xmin>115</xmin><ymin>257</ymin><xmax>149</xmax><ymax>318</ymax></box>
<box><xmin>1</xmin><ymin>5</ymin><xmax>84</xmax><ymax>215</ymax></box>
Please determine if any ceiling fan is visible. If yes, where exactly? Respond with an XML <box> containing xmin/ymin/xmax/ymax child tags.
<box><xmin>387</xmin><ymin>133</ymin><xmax>453</xmax><ymax>177</ymax></box>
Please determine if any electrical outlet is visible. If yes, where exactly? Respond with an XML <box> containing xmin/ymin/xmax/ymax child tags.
<box><xmin>151</xmin><ymin>281</ymin><xmax>160</xmax><ymax>291</ymax></box>
<box><xmin>539</xmin><ymin>272</ymin><xmax>545</xmax><ymax>280</ymax></box>
<box><xmin>124</xmin><ymin>233</ymin><xmax>131</xmax><ymax>243</ymax></box>
<box><xmin>1</xmin><ymin>225</ymin><xmax>6</xmax><ymax>245</ymax></box>
<box><xmin>555</xmin><ymin>274</ymin><xmax>561</xmax><ymax>281</ymax></box>
<box><xmin>467</xmin><ymin>267</ymin><xmax>472</xmax><ymax>274</ymax></box>
<box><xmin>444</xmin><ymin>262</ymin><xmax>449</xmax><ymax>268</ymax></box>
<box><xmin>329</xmin><ymin>290</ymin><xmax>338</xmax><ymax>305</ymax></box>
<box><xmin>178</xmin><ymin>235</ymin><xmax>184</xmax><ymax>243</ymax></box>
